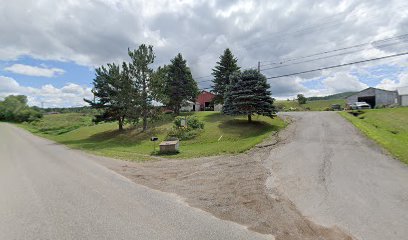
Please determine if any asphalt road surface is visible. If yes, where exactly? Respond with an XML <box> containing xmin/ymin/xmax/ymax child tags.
<box><xmin>0</xmin><ymin>123</ymin><xmax>273</xmax><ymax>240</ymax></box>
<box><xmin>266</xmin><ymin>112</ymin><xmax>408</xmax><ymax>240</ymax></box>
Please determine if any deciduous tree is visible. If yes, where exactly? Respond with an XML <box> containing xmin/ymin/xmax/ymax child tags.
<box><xmin>297</xmin><ymin>94</ymin><xmax>307</xmax><ymax>104</ymax></box>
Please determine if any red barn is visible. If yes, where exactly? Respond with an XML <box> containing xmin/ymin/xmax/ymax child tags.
<box><xmin>197</xmin><ymin>91</ymin><xmax>215</xmax><ymax>111</ymax></box>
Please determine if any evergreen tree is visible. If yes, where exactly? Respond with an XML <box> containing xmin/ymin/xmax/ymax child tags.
<box><xmin>223</xmin><ymin>69</ymin><xmax>276</xmax><ymax>122</ymax></box>
<box><xmin>84</xmin><ymin>62</ymin><xmax>138</xmax><ymax>131</ymax></box>
<box><xmin>150</xmin><ymin>65</ymin><xmax>170</xmax><ymax>105</ymax></box>
<box><xmin>128</xmin><ymin>44</ymin><xmax>155</xmax><ymax>131</ymax></box>
<box><xmin>211</xmin><ymin>48</ymin><xmax>240</xmax><ymax>104</ymax></box>
<box><xmin>166</xmin><ymin>53</ymin><xmax>199</xmax><ymax>115</ymax></box>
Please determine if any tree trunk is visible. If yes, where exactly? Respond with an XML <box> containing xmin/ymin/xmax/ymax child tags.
<box><xmin>248</xmin><ymin>114</ymin><xmax>252</xmax><ymax>123</ymax></box>
<box><xmin>142</xmin><ymin>78</ymin><xmax>148</xmax><ymax>132</ymax></box>
<box><xmin>118</xmin><ymin>117</ymin><xmax>123</xmax><ymax>131</ymax></box>
<box><xmin>143</xmin><ymin>113</ymin><xmax>147</xmax><ymax>131</ymax></box>
<box><xmin>174</xmin><ymin>105</ymin><xmax>180</xmax><ymax>116</ymax></box>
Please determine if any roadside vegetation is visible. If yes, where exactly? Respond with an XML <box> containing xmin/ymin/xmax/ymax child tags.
<box><xmin>0</xmin><ymin>95</ymin><xmax>43</xmax><ymax>122</ymax></box>
<box><xmin>275</xmin><ymin>99</ymin><xmax>346</xmax><ymax>111</ymax></box>
<box><xmin>21</xmin><ymin>111</ymin><xmax>285</xmax><ymax>160</ymax></box>
<box><xmin>340</xmin><ymin>107</ymin><xmax>408</xmax><ymax>164</ymax></box>
<box><xmin>26</xmin><ymin>113</ymin><xmax>93</xmax><ymax>135</ymax></box>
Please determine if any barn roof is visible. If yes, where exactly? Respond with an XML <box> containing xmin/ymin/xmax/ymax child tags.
<box><xmin>398</xmin><ymin>87</ymin><xmax>408</xmax><ymax>95</ymax></box>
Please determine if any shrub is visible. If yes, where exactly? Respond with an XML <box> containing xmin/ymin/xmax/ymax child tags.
<box><xmin>168</xmin><ymin>116</ymin><xmax>204</xmax><ymax>140</ymax></box>
<box><xmin>173</xmin><ymin>116</ymin><xmax>204</xmax><ymax>129</ymax></box>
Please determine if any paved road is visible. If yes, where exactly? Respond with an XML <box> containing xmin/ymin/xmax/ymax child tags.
<box><xmin>266</xmin><ymin>112</ymin><xmax>408</xmax><ymax>240</ymax></box>
<box><xmin>0</xmin><ymin>123</ymin><xmax>273</xmax><ymax>240</ymax></box>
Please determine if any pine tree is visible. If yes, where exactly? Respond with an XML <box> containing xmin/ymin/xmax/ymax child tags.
<box><xmin>211</xmin><ymin>48</ymin><xmax>240</xmax><ymax>104</ymax></box>
<box><xmin>150</xmin><ymin>65</ymin><xmax>170</xmax><ymax>105</ymax></box>
<box><xmin>128</xmin><ymin>44</ymin><xmax>155</xmax><ymax>131</ymax></box>
<box><xmin>223</xmin><ymin>69</ymin><xmax>276</xmax><ymax>122</ymax></box>
<box><xmin>166</xmin><ymin>53</ymin><xmax>199</xmax><ymax>115</ymax></box>
<box><xmin>84</xmin><ymin>62</ymin><xmax>138</xmax><ymax>131</ymax></box>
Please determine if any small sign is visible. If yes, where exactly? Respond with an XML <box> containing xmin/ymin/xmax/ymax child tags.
<box><xmin>180</xmin><ymin>118</ymin><xmax>186</xmax><ymax>127</ymax></box>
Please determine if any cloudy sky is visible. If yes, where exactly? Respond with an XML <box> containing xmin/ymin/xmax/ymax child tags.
<box><xmin>1</xmin><ymin>0</ymin><xmax>408</xmax><ymax>107</ymax></box>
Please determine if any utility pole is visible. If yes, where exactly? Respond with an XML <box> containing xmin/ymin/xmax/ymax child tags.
<box><xmin>257</xmin><ymin>61</ymin><xmax>260</xmax><ymax>73</ymax></box>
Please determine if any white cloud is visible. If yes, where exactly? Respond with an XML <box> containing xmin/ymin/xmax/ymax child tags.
<box><xmin>376</xmin><ymin>72</ymin><xmax>408</xmax><ymax>90</ymax></box>
<box><xmin>323</xmin><ymin>72</ymin><xmax>368</xmax><ymax>92</ymax></box>
<box><xmin>4</xmin><ymin>64</ymin><xmax>65</xmax><ymax>77</ymax></box>
<box><xmin>0</xmin><ymin>76</ymin><xmax>92</xmax><ymax>107</ymax></box>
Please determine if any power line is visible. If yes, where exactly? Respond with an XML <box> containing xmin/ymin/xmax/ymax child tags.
<box><xmin>260</xmin><ymin>39</ymin><xmax>408</xmax><ymax>71</ymax></box>
<box><xmin>260</xmin><ymin>33</ymin><xmax>408</xmax><ymax>67</ymax></box>
<box><xmin>264</xmin><ymin>51</ymin><xmax>408</xmax><ymax>79</ymax></box>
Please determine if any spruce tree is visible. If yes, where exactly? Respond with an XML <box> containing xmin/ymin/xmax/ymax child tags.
<box><xmin>211</xmin><ymin>48</ymin><xmax>240</xmax><ymax>104</ymax></box>
<box><xmin>166</xmin><ymin>53</ymin><xmax>199</xmax><ymax>115</ymax></box>
<box><xmin>223</xmin><ymin>69</ymin><xmax>275</xmax><ymax>122</ymax></box>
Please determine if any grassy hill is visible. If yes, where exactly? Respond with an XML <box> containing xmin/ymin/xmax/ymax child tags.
<box><xmin>20</xmin><ymin>112</ymin><xmax>286</xmax><ymax>161</ymax></box>
<box><xmin>275</xmin><ymin>99</ymin><xmax>346</xmax><ymax>111</ymax></box>
<box><xmin>307</xmin><ymin>92</ymin><xmax>356</xmax><ymax>101</ymax></box>
<box><xmin>340</xmin><ymin>108</ymin><xmax>408</xmax><ymax>164</ymax></box>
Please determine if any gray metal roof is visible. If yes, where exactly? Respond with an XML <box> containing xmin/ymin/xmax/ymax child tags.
<box><xmin>398</xmin><ymin>87</ymin><xmax>408</xmax><ymax>95</ymax></box>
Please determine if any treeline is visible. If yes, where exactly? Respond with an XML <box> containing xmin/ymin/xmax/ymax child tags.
<box><xmin>0</xmin><ymin>95</ymin><xmax>43</xmax><ymax>122</ymax></box>
<box><xmin>86</xmin><ymin>45</ymin><xmax>276</xmax><ymax>130</ymax></box>
<box><xmin>42</xmin><ymin>106</ymin><xmax>97</xmax><ymax>114</ymax></box>
<box><xmin>307</xmin><ymin>92</ymin><xmax>356</xmax><ymax>101</ymax></box>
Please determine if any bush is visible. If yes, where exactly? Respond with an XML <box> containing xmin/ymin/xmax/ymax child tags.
<box><xmin>173</xmin><ymin>116</ymin><xmax>204</xmax><ymax>129</ymax></box>
<box><xmin>168</xmin><ymin>116</ymin><xmax>204</xmax><ymax>140</ymax></box>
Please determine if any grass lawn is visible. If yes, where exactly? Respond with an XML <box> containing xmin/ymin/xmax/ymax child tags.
<box><xmin>276</xmin><ymin>99</ymin><xmax>346</xmax><ymax>111</ymax></box>
<box><xmin>339</xmin><ymin>107</ymin><xmax>408</xmax><ymax>164</ymax></box>
<box><xmin>20</xmin><ymin>112</ymin><xmax>286</xmax><ymax>161</ymax></box>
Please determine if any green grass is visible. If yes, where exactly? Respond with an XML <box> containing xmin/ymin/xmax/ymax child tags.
<box><xmin>26</xmin><ymin>113</ymin><xmax>94</xmax><ymax>135</ymax></box>
<box><xmin>275</xmin><ymin>99</ymin><xmax>346</xmax><ymax>111</ymax></box>
<box><xmin>20</xmin><ymin>112</ymin><xmax>286</xmax><ymax>161</ymax></box>
<box><xmin>339</xmin><ymin>107</ymin><xmax>408</xmax><ymax>164</ymax></box>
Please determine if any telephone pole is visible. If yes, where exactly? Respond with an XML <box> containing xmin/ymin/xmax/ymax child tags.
<box><xmin>257</xmin><ymin>61</ymin><xmax>260</xmax><ymax>73</ymax></box>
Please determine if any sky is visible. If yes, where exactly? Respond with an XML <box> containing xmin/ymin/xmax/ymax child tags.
<box><xmin>1</xmin><ymin>0</ymin><xmax>408</xmax><ymax>107</ymax></box>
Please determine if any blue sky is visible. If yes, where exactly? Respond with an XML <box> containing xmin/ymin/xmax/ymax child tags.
<box><xmin>0</xmin><ymin>56</ymin><xmax>94</xmax><ymax>89</ymax></box>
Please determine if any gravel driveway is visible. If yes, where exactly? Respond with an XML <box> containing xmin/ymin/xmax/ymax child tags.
<box><xmin>266</xmin><ymin>112</ymin><xmax>408</xmax><ymax>240</ymax></box>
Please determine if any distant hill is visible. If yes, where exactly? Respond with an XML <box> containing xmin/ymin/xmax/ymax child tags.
<box><xmin>307</xmin><ymin>92</ymin><xmax>356</xmax><ymax>101</ymax></box>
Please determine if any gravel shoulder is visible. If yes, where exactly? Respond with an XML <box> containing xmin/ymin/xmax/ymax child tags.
<box><xmin>94</xmin><ymin>116</ymin><xmax>353</xmax><ymax>240</ymax></box>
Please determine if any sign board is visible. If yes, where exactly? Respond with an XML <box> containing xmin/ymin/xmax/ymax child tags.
<box><xmin>180</xmin><ymin>118</ymin><xmax>186</xmax><ymax>127</ymax></box>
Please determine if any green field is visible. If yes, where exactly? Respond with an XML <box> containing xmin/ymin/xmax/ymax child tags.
<box><xmin>20</xmin><ymin>112</ymin><xmax>286</xmax><ymax>161</ymax></box>
<box><xmin>275</xmin><ymin>99</ymin><xmax>346</xmax><ymax>111</ymax></box>
<box><xmin>340</xmin><ymin>108</ymin><xmax>408</xmax><ymax>164</ymax></box>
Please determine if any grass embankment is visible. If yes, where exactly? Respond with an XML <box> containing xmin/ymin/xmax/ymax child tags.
<box><xmin>21</xmin><ymin>112</ymin><xmax>286</xmax><ymax>161</ymax></box>
<box><xmin>275</xmin><ymin>99</ymin><xmax>346</xmax><ymax>111</ymax></box>
<box><xmin>340</xmin><ymin>108</ymin><xmax>408</xmax><ymax>164</ymax></box>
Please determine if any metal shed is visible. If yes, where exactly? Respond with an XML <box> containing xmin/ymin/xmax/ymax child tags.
<box><xmin>346</xmin><ymin>87</ymin><xmax>398</xmax><ymax>108</ymax></box>
<box><xmin>397</xmin><ymin>87</ymin><xmax>408</xmax><ymax>106</ymax></box>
